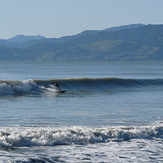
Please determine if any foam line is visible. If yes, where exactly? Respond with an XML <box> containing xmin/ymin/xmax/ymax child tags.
<box><xmin>0</xmin><ymin>125</ymin><xmax>162</xmax><ymax>147</ymax></box>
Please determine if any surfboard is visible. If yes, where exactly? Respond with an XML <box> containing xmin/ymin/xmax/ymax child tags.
<box><xmin>55</xmin><ymin>90</ymin><xmax>66</xmax><ymax>93</ymax></box>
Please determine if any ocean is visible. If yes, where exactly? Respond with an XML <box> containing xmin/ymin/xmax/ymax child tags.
<box><xmin>0</xmin><ymin>61</ymin><xmax>162</xmax><ymax>163</ymax></box>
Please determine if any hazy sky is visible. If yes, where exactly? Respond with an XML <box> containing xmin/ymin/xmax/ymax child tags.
<box><xmin>0</xmin><ymin>0</ymin><xmax>163</xmax><ymax>39</ymax></box>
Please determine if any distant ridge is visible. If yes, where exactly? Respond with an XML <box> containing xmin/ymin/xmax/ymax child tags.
<box><xmin>0</xmin><ymin>24</ymin><xmax>163</xmax><ymax>61</ymax></box>
<box><xmin>104</xmin><ymin>24</ymin><xmax>145</xmax><ymax>31</ymax></box>
<box><xmin>7</xmin><ymin>35</ymin><xmax>46</xmax><ymax>43</ymax></box>
<box><xmin>70</xmin><ymin>24</ymin><xmax>145</xmax><ymax>38</ymax></box>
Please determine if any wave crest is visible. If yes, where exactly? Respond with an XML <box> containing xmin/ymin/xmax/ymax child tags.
<box><xmin>0</xmin><ymin>125</ymin><xmax>162</xmax><ymax>147</ymax></box>
<box><xmin>0</xmin><ymin>78</ymin><xmax>163</xmax><ymax>95</ymax></box>
<box><xmin>0</xmin><ymin>79</ymin><xmax>57</xmax><ymax>95</ymax></box>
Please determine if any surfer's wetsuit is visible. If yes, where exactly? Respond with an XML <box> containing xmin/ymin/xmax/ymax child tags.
<box><xmin>54</xmin><ymin>82</ymin><xmax>60</xmax><ymax>90</ymax></box>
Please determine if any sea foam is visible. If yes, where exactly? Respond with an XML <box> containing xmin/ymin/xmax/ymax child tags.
<box><xmin>0</xmin><ymin>125</ymin><xmax>162</xmax><ymax>147</ymax></box>
<box><xmin>0</xmin><ymin>79</ymin><xmax>51</xmax><ymax>95</ymax></box>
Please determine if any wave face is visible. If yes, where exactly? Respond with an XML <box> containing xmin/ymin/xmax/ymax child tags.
<box><xmin>0</xmin><ymin>78</ymin><xmax>163</xmax><ymax>95</ymax></box>
<box><xmin>0</xmin><ymin>125</ymin><xmax>162</xmax><ymax>147</ymax></box>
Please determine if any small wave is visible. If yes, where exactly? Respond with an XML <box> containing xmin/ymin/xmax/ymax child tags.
<box><xmin>20</xmin><ymin>77</ymin><xmax>163</xmax><ymax>90</ymax></box>
<box><xmin>0</xmin><ymin>125</ymin><xmax>162</xmax><ymax>147</ymax></box>
<box><xmin>0</xmin><ymin>78</ymin><xmax>163</xmax><ymax>95</ymax></box>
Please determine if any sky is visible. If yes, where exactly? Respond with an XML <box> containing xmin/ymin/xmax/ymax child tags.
<box><xmin>0</xmin><ymin>0</ymin><xmax>163</xmax><ymax>39</ymax></box>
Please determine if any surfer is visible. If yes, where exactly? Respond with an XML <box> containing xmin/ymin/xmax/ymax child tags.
<box><xmin>54</xmin><ymin>82</ymin><xmax>60</xmax><ymax>90</ymax></box>
<box><xmin>53</xmin><ymin>82</ymin><xmax>66</xmax><ymax>93</ymax></box>
<box><xmin>54</xmin><ymin>82</ymin><xmax>66</xmax><ymax>93</ymax></box>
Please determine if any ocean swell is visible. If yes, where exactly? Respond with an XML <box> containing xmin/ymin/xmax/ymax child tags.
<box><xmin>0</xmin><ymin>78</ymin><xmax>163</xmax><ymax>95</ymax></box>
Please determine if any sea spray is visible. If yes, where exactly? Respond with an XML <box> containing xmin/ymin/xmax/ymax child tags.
<box><xmin>0</xmin><ymin>125</ymin><xmax>162</xmax><ymax>147</ymax></box>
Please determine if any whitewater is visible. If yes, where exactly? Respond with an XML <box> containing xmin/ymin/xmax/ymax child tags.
<box><xmin>0</xmin><ymin>62</ymin><xmax>162</xmax><ymax>162</ymax></box>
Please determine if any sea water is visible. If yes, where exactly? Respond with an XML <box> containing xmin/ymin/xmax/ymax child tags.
<box><xmin>0</xmin><ymin>61</ymin><xmax>162</xmax><ymax>163</ymax></box>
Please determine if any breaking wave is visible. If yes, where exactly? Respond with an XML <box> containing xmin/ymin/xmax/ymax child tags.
<box><xmin>0</xmin><ymin>124</ymin><xmax>162</xmax><ymax>147</ymax></box>
<box><xmin>0</xmin><ymin>79</ymin><xmax>58</xmax><ymax>96</ymax></box>
<box><xmin>0</xmin><ymin>77</ymin><xmax>163</xmax><ymax>95</ymax></box>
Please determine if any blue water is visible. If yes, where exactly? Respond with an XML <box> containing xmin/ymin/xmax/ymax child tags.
<box><xmin>0</xmin><ymin>62</ymin><xmax>162</xmax><ymax>162</ymax></box>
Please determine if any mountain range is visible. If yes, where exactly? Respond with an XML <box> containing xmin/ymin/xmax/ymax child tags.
<box><xmin>0</xmin><ymin>23</ymin><xmax>163</xmax><ymax>61</ymax></box>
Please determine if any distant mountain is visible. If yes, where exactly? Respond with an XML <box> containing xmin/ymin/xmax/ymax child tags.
<box><xmin>104</xmin><ymin>24</ymin><xmax>145</xmax><ymax>32</ymax></box>
<box><xmin>7</xmin><ymin>35</ymin><xmax>46</xmax><ymax>43</ymax></box>
<box><xmin>0</xmin><ymin>24</ymin><xmax>163</xmax><ymax>61</ymax></box>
